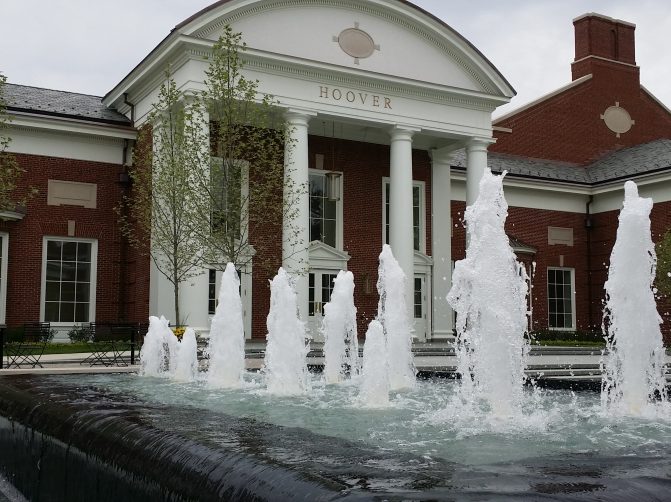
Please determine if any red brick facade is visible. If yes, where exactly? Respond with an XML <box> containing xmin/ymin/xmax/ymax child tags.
<box><xmin>0</xmin><ymin>153</ymin><xmax>149</xmax><ymax>328</ymax></box>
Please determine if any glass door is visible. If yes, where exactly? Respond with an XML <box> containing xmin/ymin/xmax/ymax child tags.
<box><xmin>308</xmin><ymin>270</ymin><xmax>338</xmax><ymax>342</ymax></box>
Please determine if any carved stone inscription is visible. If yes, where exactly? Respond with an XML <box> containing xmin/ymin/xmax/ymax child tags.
<box><xmin>319</xmin><ymin>86</ymin><xmax>392</xmax><ymax>109</ymax></box>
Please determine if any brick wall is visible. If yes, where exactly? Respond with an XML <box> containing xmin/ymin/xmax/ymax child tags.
<box><xmin>0</xmin><ymin>153</ymin><xmax>149</xmax><ymax>327</ymax></box>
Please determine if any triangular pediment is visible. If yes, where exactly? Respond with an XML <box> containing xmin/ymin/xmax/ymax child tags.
<box><xmin>309</xmin><ymin>241</ymin><xmax>351</xmax><ymax>270</ymax></box>
<box><xmin>181</xmin><ymin>0</ymin><xmax>512</xmax><ymax>96</ymax></box>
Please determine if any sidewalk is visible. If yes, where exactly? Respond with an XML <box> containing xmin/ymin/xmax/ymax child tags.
<box><xmin>0</xmin><ymin>342</ymin><xmax>621</xmax><ymax>383</ymax></box>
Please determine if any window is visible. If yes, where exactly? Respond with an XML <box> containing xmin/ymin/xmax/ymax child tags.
<box><xmin>308</xmin><ymin>272</ymin><xmax>337</xmax><ymax>316</ymax></box>
<box><xmin>309</xmin><ymin>171</ymin><xmax>342</xmax><ymax>249</ymax></box>
<box><xmin>208</xmin><ymin>269</ymin><xmax>217</xmax><ymax>315</ymax></box>
<box><xmin>43</xmin><ymin>238</ymin><xmax>97</xmax><ymax>323</ymax></box>
<box><xmin>547</xmin><ymin>268</ymin><xmax>575</xmax><ymax>329</ymax></box>
<box><xmin>414</xmin><ymin>276</ymin><xmax>423</xmax><ymax>319</ymax></box>
<box><xmin>0</xmin><ymin>233</ymin><xmax>7</xmax><ymax>324</ymax></box>
<box><xmin>211</xmin><ymin>158</ymin><xmax>248</xmax><ymax>239</ymax></box>
<box><xmin>383</xmin><ymin>180</ymin><xmax>425</xmax><ymax>252</ymax></box>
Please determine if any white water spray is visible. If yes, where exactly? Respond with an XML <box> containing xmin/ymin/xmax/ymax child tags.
<box><xmin>207</xmin><ymin>263</ymin><xmax>246</xmax><ymax>388</ymax></box>
<box><xmin>357</xmin><ymin>320</ymin><xmax>390</xmax><ymax>407</ymax></box>
<box><xmin>322</xmin><ymin>270</ymin><xmax>360</xmax><ymax>384</ymax></box>
<box><xmin>447</xmin><ymin>169</ymin><xmax>529</xmax><ymax>416</ymax></box>
<box><xmin>601</xmin><ymin>181</ymin><xmax>667</xmax><ymax>415</ymax></box>
<box><xmin>378</xmin><ymin>244</ymin><xmax>415</xmax><ymax>390</ymax></box>
<box><xmin>140</xmin><ymin>315</ymin><xmax>179</xmax><ymax>377</ymax></box>
<box><xmin>263</xmin><ymin>268</ymin><xmax>310</xmax><ymax>395</ymax></box>
<box><xmin>172</xmin><ymin>327</ymin><xmax>198</xmax><ymax>382</ymax></box>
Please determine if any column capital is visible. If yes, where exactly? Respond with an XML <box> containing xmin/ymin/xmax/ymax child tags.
<box><xmin>429</xmin><ymin>146</ymin><xmax>457</xmax><ymax>167</ymax></box>
<box><xmin>285</xmin><ymin>108</ymin><xmax>317</xmax><ymax>126</ymax></box>
<box><xmin>388</xmin><ymin>125</ymin><xmax>420</xmax><ymax>142</ymax></box>
<box><xmin>466</xmin><ymin>137</ymin><xmax>495</xmax><ymax>151</ymax></box>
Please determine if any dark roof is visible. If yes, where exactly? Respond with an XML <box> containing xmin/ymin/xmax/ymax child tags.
<box><xmin>451</xmin><ymin>139</ymin><xmax>671</xmax><ymax>185</ymax></box>
<box><xmin>5</xmin><ymin>83</ymin><xmax>131</xmax><ymax>125</ymax></box>
<box><xmin>587</xmin><ymin>139</ymin><xmax>671</xmax><ymax>183</ymax></box>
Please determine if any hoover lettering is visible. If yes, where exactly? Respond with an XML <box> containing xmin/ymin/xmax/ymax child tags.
<box><xmin>319</xmin><ymin>86</ymin><xmax>392</xmax><ymax>109</ymax></box>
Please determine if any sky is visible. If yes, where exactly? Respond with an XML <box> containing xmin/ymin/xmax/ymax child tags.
<box><xmin>1</xmin><ymin>0</ymin><xmax>670</xmax><ymax>117</ymax></box>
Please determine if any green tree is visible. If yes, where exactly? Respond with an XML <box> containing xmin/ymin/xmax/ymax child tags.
<box><xmin>119</xmin><ymin>71</ymin><xmax>206</xmax><ymax>325</ymax></box>
<box><xmin>656</xmin><ymin>230</ymin><xmax>671</xmax><ymax>297</ymax></box>
<box><xmin>188</xmin><ymin>26</ymin><xmax>301</xmax><ymax>274</ymax></box>
<box><xmin>0</xmin><ymin>73</ymin><xmax>34</xmax><ymax>213</ymax></box>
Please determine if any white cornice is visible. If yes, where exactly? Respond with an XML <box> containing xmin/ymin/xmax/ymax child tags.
<box><xmin>9</xmin><ymin>112</ymin><xmax>136</xmax><ymax>140</ymax></box>
<box><xmin>234</xmin><ymin>47</ymin><xmax>508</xmax><ymax>110</ymax></box>
<box><xmin>571</xmin><ymin>54</ymin><xmax>639</xmax><ymax>69</ymax></box>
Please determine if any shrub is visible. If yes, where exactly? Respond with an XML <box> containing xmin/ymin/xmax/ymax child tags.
<box><xmin>528</xmin><ymin>329</ymin><xmax>604</xmax><ymax>344</ymax></box>
<box><xmin>67</xmin><ymin>324</ymin><xmax>92</xmax><ymax>343</ymax></box>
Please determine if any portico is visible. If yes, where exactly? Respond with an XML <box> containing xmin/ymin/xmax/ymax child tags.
<box><xmin>103</xmin><ymin>0</ymin><xmax>514</xmax><ymax>339</ymax></box>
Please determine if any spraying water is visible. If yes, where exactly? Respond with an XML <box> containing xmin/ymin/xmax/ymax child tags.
<box><xmin>263</xmin><ymin>268</ymin><xmax>310</xmax><ymax>395</ymax></box>
<box><xmin>378</xmin><ymin>244</ymin><xmax>415</xmax><ymax>391</ymax></box>
<box><xmin>140</xmin><ymin>315</ymin><xmax>178</xmax><ymax>377</ymax></box>
<box><xmin>322</xmin><ymin>270</ymin><xmax>360</xmax><ymax>384</ymax></box>
<box><xmin>207</xmin><ymin>263</ymin><xmax>246</xmax><ymax>388</ymax></box>
<box><xmin>447</xmin><ymin>169</ymin><xmax>529</xmax><ymax>417</ymax></box>
<box><xmin>601</xmin><ymin>181</ymin><xmax>667</xmax><ymax>415</ymax></box>
<box><xmin>172</xmin><ymin>327</ymin><xmax>198</xmax><ymax>382</ymax></box>
<box><xmin>357</xmin><ymin>320</ymin><xmax>389</xmax><ymax>407</ymax></box>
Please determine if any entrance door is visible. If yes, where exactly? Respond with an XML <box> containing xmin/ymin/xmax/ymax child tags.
<box><xmin>308</xmin><ymin>270</ymin><xmax>338</xmax><ymax>342</ymax></box>
<box><xmin>413</xmin><ymin>275</ymin><xmax>428</xmax><ymax>341</ymax></box>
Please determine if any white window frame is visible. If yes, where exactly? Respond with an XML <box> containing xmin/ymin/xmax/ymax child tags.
<box><xmin>211</xmin><ymin>157</ymin><xmax>250</xmax><ymax>243</ymax></box>
<box><xmin>547</xmin><ymin>267</ymin><xmax>576</xmax><ymax>331</ymax></box>
<box><xmin>40</xmin><ymin>236</ymin><xmax>98</xmax><ymax>326</ymax></box>
<box><xmin>382</xmin><ymin>178</ymin><xmax>426</xmax><ymax>254</ymax></box>
<box><xmin>308</xmin><ymin>169</ymin><xmax>344</xmax><ymax>250</ymax></box>
<box><xmin>0</xmin><ymin>233</ymin><xmax>8</xmax><ymax>325</ymax></box>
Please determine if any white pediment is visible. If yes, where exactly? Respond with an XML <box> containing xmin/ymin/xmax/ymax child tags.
<box><xmin>414</xmin><ymin>251</ymin><xmax>433</xmax><ymax>274</ymax></box>
<box><xmin>180</xmin><ymin>0</ymin><xmax>513</xmax><ymax>97</ymax></box>
<box><xmin>309</xmin><ymin>240</ymin><xmax>351</xmax><ymax>270</ymax></box>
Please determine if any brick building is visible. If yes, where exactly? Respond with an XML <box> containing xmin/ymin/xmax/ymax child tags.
<box><xmin>1</xmin><ymin>2</ymin><xmax>670</xmax><ymax>342</ymax></box>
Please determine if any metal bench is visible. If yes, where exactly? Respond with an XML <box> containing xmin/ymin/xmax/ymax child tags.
<box><xmin>3</xmin><ymin>322</ymin><xmax>51</xmax><ymax>369</ymax></box>
<box><xmin>81</xmin><ymin>322</ymin><xmax>143</xmax><ymax>366</ymax></box>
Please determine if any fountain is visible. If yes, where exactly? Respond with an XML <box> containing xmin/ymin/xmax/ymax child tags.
<box><xmin>262</xmin><ymin>267</ymin><xmax>310</xmax><ymax>395</ymax></box>
<box><xmin>2</xmin><ymin>179</ymin><xmax>671</xmax><ymax>500</ymax></box>
<box><xmin>601</xmin><ymin>181</ymin><xmax>668</xmax><ymax>415</ymax></box>
<box><xmin>139</xmin><ymin>315</ymin><xmax>178</xmax><ymax>377</ymax></box>
<box><xmin>321</xmin><ymin>270</ymin><xmax>360</xmax><ymax>384</ymax></box>
<box><xmin>357</xmin><ymin>320</ymin><xmax>389</xmax><ymax>407</ymax></box>
<box><xmin>207</xmin><ymin>263</ymin><xmax>246</xmax><ymax>388</ymax></box>
<box><xmin>377</xmin><ymin>244</ymin><xmax>416</xmax><ymax>390</ymax></box>
<box><xmin>447</xmin><ymin>168</ymin><xmax>529</xmax><ymax>417</ymax></box>
<box><xmin>172</xmin><ymin>327</ymin><xmax>198</xmax><ymax>382</ymax></box>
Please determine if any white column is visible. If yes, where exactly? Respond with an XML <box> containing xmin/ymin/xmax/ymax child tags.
<box><xmin>282</xmin><ymin>110</ymin><xmax>314</xmax><ymax>320</ymax></box>
<box><xmin>430</xmin><ymin>148</ymin><xmax>454</xmax><ymax>340</ymax></box>
<box><xmin>388</xmin><ymin>126</ymin><xmax>417</xmax><ymax>324</ymax></box>
<box><xmin>465</xmin><ymin>139</ymin><xmax>490</xmax><ymax>208</ymax></box>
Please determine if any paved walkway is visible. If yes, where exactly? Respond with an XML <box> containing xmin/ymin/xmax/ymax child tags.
<box><xmin>2</xmin><ymin>342</ymin><xmax>669</xmax><ymax>385</ymax></box>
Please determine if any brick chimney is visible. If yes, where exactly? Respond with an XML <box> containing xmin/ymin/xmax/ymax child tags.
<box><xmin>572</xmin><ymin>13</ymin><xmax>638</xmax><ymax>82</ymax></box>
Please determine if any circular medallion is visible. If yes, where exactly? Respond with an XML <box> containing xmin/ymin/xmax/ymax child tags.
<box><xmin>602</xmin><ymin>105</ymin><xmax>634</xmax><ymax>135</ymax></box>
<box><xmin>338</xmin><ymin>28</ymin><xmax>375</xmax><ymax>59</ymax></box>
